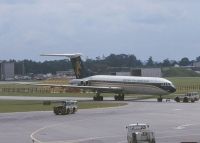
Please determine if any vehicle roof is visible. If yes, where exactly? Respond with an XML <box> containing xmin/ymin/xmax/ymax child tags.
<box><xmin>65</xmin><ymin>100</ymin><xmax>77</xmax><ymax>102</ymax></box>
<box><xmin>127</xmin><ymin>123</ymin><xmax>148</xmax><ymax>126</ymax></box>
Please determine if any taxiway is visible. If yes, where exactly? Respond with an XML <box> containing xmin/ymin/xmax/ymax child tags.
<box><xmin>0</xmin><ymin>99</ymin><xmax>200</xmax><ymax>143</ymax></box>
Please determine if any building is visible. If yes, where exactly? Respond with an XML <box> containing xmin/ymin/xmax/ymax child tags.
<box><xmin>0</xmin><ymin>61</ymin><xmax>15</xmax><ymax>80</ymax></box>
<box><xmin>116</xmin><ymin>72</ymin><xmax>131</xmax><ymax>76</ymax></box>
<box><xmin>114</xmin><ymin>68</ymin><xmax>162</xmax><ymax>77</ymax></box>
<box><xmin>193</xmin><ymin>61</ymin><xmax>200</xmax><ymax>68</ymax></box>
<box><xmin>131</xmin><ymin>68</ymin><xmax>162</xmax><ymax>77</ymax></box>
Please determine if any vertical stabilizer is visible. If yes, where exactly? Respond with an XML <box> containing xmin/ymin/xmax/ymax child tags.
<box><xmin>70</xmin><ymin>56</ymin><xmax>88</xmax><ymax>79</ymax></box>
<box><xmin>41</xmin><ymin>53</ymin><xmax>88</xmax><ymax>79</ymax></box>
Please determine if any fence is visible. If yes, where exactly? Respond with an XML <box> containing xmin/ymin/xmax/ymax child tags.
<box><xmin>0</xmin><ymin>87</ymin><xmax>80</xmax><ymax>94</ymax></box>
<box><xmin>1</xmin><ymin>84</ymin><xmax>200</xmax><ymax>94</ymax></box>
<box><xmin>176</xmin><ymin>84</ymin><xmax>200</xmax><ymax>93</ymax></box>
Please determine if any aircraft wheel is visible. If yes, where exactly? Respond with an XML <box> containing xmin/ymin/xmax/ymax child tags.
<box><xmin>174</xmin><ymin>97</ymin><xmax>180</xmax><ymax>102</ymax></box>
<box><xmin>93</xmin><ymin>96</ymin><xmax>97</xmax><ymax>101</ymax></box>
<box><xmin>157</xmin><ymin>97</ymin><xmax>163</xmax><ymax>102</ymax></box>
<box><xmin>120</xmin><ymin>94</ymin><xmax>124</xmax><ymax>101</ymax></box>
<box><xmin>114</xmin><ymin>94</ymin><xmax>124</xmax><ymax>101</ymax></box>
<box><xmin>183</xmin><ymin>97</ymin><xmax>188</xmax><ymax>103</ymax></box>
<box><xmin>99</xmin><ymin>96</ymin><xmax>103</xmax><ymax>101</ymax></box>
<box><xmin>114</xmin><ymin>95</ymin><xmax>118</xmax><ymax>101</ymax></box>
<box><xmin>93</xmin><ymin>95</ymin><xmax>103</xmax><ymax>101</ymax></box>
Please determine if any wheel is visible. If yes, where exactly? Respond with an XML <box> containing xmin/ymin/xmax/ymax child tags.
<box><xmin>157</xmin><ymin>97</ymin><xmax>163</xmax><ymax>102</ymax></box>
<box><xmin>120</xmin><ymin>94</ymin><xmax>124</xmax><ymax>101</ymax></box>
<box><xmin>66</xmin><ymin>108</ymin><xmax>70</xmax><ymax>114</ymax></box>
<box><xmin>114</xmin><ymin>95</ymin><xmax>117</xmax><ymax>100</ymax></box>
<box><xmin>115</xmin><ymin>94</ymin><xmax>124</xmax><ymax>101</ymax></box>
<box><xmin>72</xmin><ymin>108</ymin><xmax>76</xmax><ymax>114</ymax></box>
<box><xmin>183</xmin><ymin>97</ymin><xmax>188</xmax><ymax>103</ymax></box>
<box><xmin>53</xmin><ymin>107</ymin><xmax>59</xmax><ymax>115</ymax></box>
<box><xmin>61</xmin><ymin>107</ymin><xmax>67</xmax><ymax>115</ymax></box>
<box><xmin>174</xmin><ymin>97</ymin><xmax>180</xmax><ymax>102</ymax></box>
<box><xmin>93</xmin><ymin>96</ymin><xmax>97</xmax><ymax>101</ymax></box>
<box><xmin>191</xmin><ymin>99</ymin><xmax>195</xmax><ymax>103</ymax></box>
<box><xmin>93</xmin><ymin>96</ymin><xmax>103</xmax><ymax>101</ymax></box>
<box><xmin>151</xmin><ymin>139</ymin><xmax>156</xmax><ymax>143</ymax></box>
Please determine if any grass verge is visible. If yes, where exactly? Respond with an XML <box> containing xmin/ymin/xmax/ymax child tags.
<box><xmin>0</xmin><ymin>100</ymin><xmax>127</xmax><ymax>113</ymax></box>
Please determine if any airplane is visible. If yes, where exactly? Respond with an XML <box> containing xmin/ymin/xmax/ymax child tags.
<box><xmin>37</xmin><ymin>53</ymin><xmax>176</xmax><ymax>102</ymax></box>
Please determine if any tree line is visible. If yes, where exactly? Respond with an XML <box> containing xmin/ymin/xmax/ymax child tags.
<box><xmin>7</xmin><ymin>54</ymin><xmax>200</xmax><ymax>75</ymax></box>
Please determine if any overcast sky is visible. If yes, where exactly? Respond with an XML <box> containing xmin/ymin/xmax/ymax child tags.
<box><xmin>0</xmin><ymin>0</ymin><xmax>200</xmax><ymax>61</ymax></box>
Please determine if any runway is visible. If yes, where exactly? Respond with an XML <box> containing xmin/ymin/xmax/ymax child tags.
<box><xmin>1</xmin><ymin>99</ymin><xmax>200</xmax><ymax>143</ymax></box>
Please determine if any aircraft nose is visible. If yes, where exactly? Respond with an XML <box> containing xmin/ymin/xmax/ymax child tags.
<box><xmin>170</xmin><ymin>86</ymin><xmax>176</xmax><ymax>93</ymax></box>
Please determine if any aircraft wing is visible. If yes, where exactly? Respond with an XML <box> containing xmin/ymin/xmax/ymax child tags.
<box><xmin>18</xmin><ymin>83</ymin><xmax>122</xmax><ymax>93</ymax></box>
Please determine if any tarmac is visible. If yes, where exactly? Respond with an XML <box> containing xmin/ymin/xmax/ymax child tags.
<box><xmin>0</xmin><ymin>99</ymin><xmax>200</xmax><ymax>143</ymax></box>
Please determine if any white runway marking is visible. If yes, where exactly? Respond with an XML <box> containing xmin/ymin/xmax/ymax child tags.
<box><xmin>173</xmin><ymin>108</ymin><xmax>182</xmax><ymax>111</ymax></box>
<box><xmin>46</xmin><ymin>135</ymin><xmax>123</xmax><ymax>143</ymax></box>
<box><xmin>175</xmin><ymin>124</ymin><xmax>193</xmax><ymax>130</ymax></box>
<box><xmin>30</xmin><ymin>123</ymin><xmax>61</xmax><ymax>143</ymax></box>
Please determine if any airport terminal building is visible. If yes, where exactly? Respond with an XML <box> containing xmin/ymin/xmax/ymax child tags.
<box><xmin>0</xmin><ymin>61</ymin><xmax>15</xmax><ymax>80</ymax></box>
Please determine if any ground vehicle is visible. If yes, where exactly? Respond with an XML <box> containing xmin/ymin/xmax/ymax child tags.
<box><xmin>174</xmin><ymin>92</ymin><xmax>200</xmax><ymax>103</ymax></box>
<box><xmin>53</xmin><ymin>100</ymin><xmax>78</xmax><ymax>115</ymax></box>
<box><xmin>126</xmin><ymin>123</ymin><xmax>156</xmax><ymax>143</ymax></box>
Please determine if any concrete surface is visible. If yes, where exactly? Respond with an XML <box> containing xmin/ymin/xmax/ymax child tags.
<box><xmin>0</xmin><ymin>99</ymin><xmax>200</xmax><ymax>143</ymax></box>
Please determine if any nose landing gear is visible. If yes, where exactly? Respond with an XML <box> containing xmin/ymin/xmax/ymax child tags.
<box><xmin>157</xmin><ymin>95</ymin><xmax>163</xmax><ymax>102</ymax></box>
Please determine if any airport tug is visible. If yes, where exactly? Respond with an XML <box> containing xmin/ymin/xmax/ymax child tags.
<box><xmin>126</xmin><ymin>123</ymin><xmax>156</xmax><ymax>143</ymax></box>
<box><xmin>53</xmin><ymin>100</ymin><xmax>78</xmax><ymax>115</ymax></box>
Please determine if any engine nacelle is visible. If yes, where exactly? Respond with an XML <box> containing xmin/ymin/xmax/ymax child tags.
<box><xmin>80</xmin><ymin>80</ymin><xmax>89</xmax><ymax>86</ymax></box>
<box><xmin>69</xmin><ymin>79</ymin><xmax>89</xmax><ymax>86</ymax></box>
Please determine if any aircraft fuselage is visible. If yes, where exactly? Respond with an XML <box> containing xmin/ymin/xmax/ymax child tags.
<box><xmin>69</xmin><ymin>75</ymin><xmax>176</xmax><ymax>95</ymax></box>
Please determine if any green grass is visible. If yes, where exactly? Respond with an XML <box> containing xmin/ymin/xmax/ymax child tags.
<box><xmin>0</xmin><ymin>100</ymin><xmax>127</xmax><ymax>113</ymax></box>
<box><xmin>167</xmin><ymin>77</ymin><xmax>200</xmax><ymax>86</ymax></box>
<box><xmin>167</xmin><ymin>77</ymin><xmax>200</xmax><ymax>94</ymax></box>
<box><xmin>163</xmin><ymin>67</ymin><xmax>200</xmax><ymax>77</ymax></box>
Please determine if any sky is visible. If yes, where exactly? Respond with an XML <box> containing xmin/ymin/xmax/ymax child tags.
<box><xmin>0</xmin><ymin>0</ymin><xmax>200</xmax><ymax>62</ymax></box>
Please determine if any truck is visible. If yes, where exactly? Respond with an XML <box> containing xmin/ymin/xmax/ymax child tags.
<box><xmin>174</xmin><ymin>92</ymin><xmax>200</xmax><ymax>103</ymax></box>
<box><xmin>126</xmin><ymin>123</ymin><xmax>156</xmax><ymax>143</ymax></box>
<box><xmin>53</xmin><ymin>100</ymin><xmax>78</xmax><ymax>115</ymax></box>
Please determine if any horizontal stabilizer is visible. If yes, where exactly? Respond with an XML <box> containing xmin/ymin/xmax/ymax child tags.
<box><xmin>40</xmin><ymin>53</ymin><xmax>82</xmax><ymax>59</ymax></box>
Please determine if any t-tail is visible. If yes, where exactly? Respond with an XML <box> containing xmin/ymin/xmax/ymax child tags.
<box><xmin>41</xmin><ymin>53</ymin><xmax>89</xmax><ymax>79</ymax></box>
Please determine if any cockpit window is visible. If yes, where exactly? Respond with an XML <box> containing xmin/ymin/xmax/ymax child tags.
<box><xmin>161</xmin><ymin>83</ymin><xmax>171</xmax><ymax>86</ymax></box>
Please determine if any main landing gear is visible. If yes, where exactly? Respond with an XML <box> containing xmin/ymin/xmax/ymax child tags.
<box><xmin>93</xmin><ymin>92</ymin><xmax>103</xmax><ymax>101</ymax></box>
<box><xmin>157</xmin><ymin>96</ymin><xmax>163</xmax><ymax>102</ymax></box>
<box><xmin>93</xmin><ymin>92</ymin><xmax>125</xmax><ymax>101</ymax></box>
<box><xmin>114</xmin><ymin>93</ymin><xmax>124</xmax><ymax>101</ymax></box>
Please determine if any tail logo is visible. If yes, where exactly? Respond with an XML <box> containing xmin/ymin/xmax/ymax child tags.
<box><xmin>75</xmin><ymin>60</ymin><xmax>82</xmax><ymax>78</ymax></box>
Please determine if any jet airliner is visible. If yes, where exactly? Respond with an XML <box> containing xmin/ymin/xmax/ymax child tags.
<box><xmin>39</xmin><ymin>53</ymin><xmax>176</xmax><ymax>102</ymax></box>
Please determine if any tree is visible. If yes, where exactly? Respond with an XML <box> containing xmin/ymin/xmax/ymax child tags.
<box><xmin>196</xmin><ymin>56</ymin><xmax>200</xmax><ymax>62</ymax></box>
<box><xmin>162</xmin><ymin>59</ymin><xmax>171</xmax><ymax>67</ymax></box>
<box><xmin>146</xmin><ymin>56</ymin><xmax>154</xmax><ymax>67</ymax></box>
<box><xmin>179</xmin><ymin>57</ymin><xmax>190</xmax><ymax>66</ymax></box>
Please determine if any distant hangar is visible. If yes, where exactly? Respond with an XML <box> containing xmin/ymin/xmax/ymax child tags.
<box><xmin>116</xmin><ymin>68</ymin><xmax>162</xmax><ymax>77</ymax></box>
<box><xmin>0</xmin><ymin>61</ymin><xmax>14</xmax><ymax>80</ymax></box>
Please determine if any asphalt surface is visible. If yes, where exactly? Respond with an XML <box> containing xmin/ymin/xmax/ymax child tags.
<box><xmin>0</xmin><ymin>99</ymin><xmax>200</xmax><ymax>143</ymax></box>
